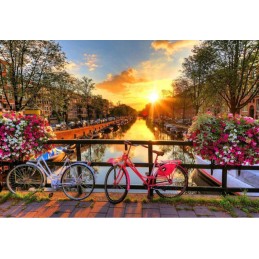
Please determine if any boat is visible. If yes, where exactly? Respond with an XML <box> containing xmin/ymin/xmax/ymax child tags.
<box><xmin>102</xmin><ymin>126</ymin><xmax>113</xmax><ymax>134</ymax></box>
<box><xmin>195</xmin><ymin>155</ymin><xmax>259</xmax><ymax>196</ymax></box>
<box><xmin>92</xmin><ymin>132</ymin><xmax>103</xmax><ymax>139</ymax></box>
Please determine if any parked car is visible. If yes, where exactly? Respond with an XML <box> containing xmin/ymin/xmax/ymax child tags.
<box><xmin>68</xmin><ymin>121</ymin><xmax>76</xmax><ymax>129</ymax></box>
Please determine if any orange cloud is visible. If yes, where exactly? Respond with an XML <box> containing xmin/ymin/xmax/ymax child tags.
<box><xmin>96</xmin><ymin>68</ymin><xmax>147</xmax><ymax>94</ymax></box>
<box><xmin>151</xmin><ymin>40</ymin><xmax>199</xmax><ymax>56</ymax></box>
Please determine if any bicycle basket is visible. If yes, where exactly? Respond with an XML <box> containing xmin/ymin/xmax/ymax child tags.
<box><xmin>157</xmin><ymin>161</ymin><xmax>181</xmax><ymax>177</ymax></box>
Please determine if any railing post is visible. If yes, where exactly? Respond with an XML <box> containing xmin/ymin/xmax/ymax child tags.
<box><xmin>222</xmin><ymin>167</ymin><xmax>227</xmax><ymax>196</ymax></box>
<box><xmin>76</xmin><ymin>143</ymin><xmax>81</xmax><ymax>161</ymax></box>
<box><xmin>148</xmin><ymin>141</ymin><xmax>153</xmax><ymax>198</ymax></box>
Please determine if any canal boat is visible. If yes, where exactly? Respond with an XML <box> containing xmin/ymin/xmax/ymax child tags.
<box><xmin>102</xmin><ymin>126</ymin><xmax>113</xmax><ymax>133</ymax></box>
<box><xmin>195</xmin><ymin>155</ymin><xmax>259</xmax><ymax>196</ymax></box>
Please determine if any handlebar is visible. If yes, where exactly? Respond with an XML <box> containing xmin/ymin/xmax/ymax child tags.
<box><xmin>124</xmin><ymin>141</ymin><xmax>164</xmax><ymax>156</ymax></box>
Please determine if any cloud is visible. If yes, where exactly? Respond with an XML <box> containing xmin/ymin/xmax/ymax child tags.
<box><xmin>96</xmin><ymin>68</ymin><xmax>147</xmax><ymax>94</ymax></box>
<box><xmin>83</xmin><ymin>53</ymin><xmax>98</xmax><ymax>71</ymax></box>
<box><xmin>65</xmin><ymin>61</ymin><xmax>81</xmax><ymax>76</ymax></box>
<box><xmin>151</xmin><ymin>40</ymin><xmax>199</xmax><ymax>56</ymax></box>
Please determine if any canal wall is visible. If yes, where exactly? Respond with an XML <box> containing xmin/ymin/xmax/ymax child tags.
<box><xmin>54</xmin><ymin>122</ymin><xmax>115</xmax><ymax>139</ymax></box>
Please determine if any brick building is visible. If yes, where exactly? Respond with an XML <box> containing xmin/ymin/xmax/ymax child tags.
<box><xmin>240</xmin><ymin>96</ymin><xmax>259</xmax><ymax>119</ymax></box>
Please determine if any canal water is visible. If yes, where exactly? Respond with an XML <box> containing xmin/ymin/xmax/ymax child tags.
<box><xmin>79</xmin><ymin>117</ymin><xmax>204</xmax><ymax>189</ymax></box>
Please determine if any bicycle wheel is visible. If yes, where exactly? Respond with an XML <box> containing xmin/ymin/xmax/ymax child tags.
<box><xmin>104</xmin><ymin>166</ymin><xmax>128</xmax><ymax>204</ymax></box>
<box><xmin>61</xmin><ymin>164</ymin><xmax>95</xmax><ymax>200</ymax></box>
<box><xmin>155</xmin><ymin>165</ymin><xmax>188</xmax><ymax>198</ymax></box>
<box><xmin>6</xmin><ymin>164</ymin><xmax>44</xmax><ymax>194</ymax></box>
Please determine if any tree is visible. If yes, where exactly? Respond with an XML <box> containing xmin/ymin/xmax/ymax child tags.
<box><xmin>110</xmin><ymin>104</ymin><xmax>137</xmax><ymax>117</ymax></box>
<box><xmin>91</xmin><ymin>95</ymin><xmax>110</xmax><ymax>119</ymax></box>
<box><xmin>0</xmin><ymin>40</ymin><xmax>66</xmax><ymax>111</ymax></box>
<box><xmin>172</xmin><ymin>78</ymin><xmax>191</xmax><ymax>119</ymax></box>
<box><xmin>181</xmin><ymin>43</ymin><xmax>216</xmax><ymax>114</ymax></box>
<box><xmin>206</xmin><ymin>40</ymin><xmax>259</xmax><ymax>115</ymax></box>
<box><xmin>45</xmin><ymin>71</ymin><xmax>77</xmax><ymax>122</ymax></box>
<box><xmin>77</xmin><ymin>76</ymin><xmax>95</xmax><ymax>121</ymax></box>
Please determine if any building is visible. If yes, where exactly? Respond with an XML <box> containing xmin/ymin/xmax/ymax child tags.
<box><xmin>240</xmin><ymin>96</ymin><xmax>259</xmax><ymax>119</ymax></box>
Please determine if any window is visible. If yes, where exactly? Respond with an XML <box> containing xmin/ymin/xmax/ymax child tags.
<box><xmin>242</xmin><ymin>105</ymin><xmax>248</xmax><ymax>112</ymax></box>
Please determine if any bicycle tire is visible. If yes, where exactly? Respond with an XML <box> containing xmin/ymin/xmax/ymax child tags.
<box><xmin>6</xmin><ymin>164</ymin><xmax>44</xmax><ymax>194</ymax></box>
<box><xmin>61</xmin><ymin>163</ymin><xmax>95</xmax><ymax>200</ymax></box>
<box><xmin>104</xmin><ymin>166</ymin><xmax>128</xmax><ymax>204</ymax></box>
<box><xmin>155</xmin><ymin>165</ymin><xmax>188</xmax><ymax>198</ymax></box>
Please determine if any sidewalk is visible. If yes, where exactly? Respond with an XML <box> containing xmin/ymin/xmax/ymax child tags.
<box><xmin>1</xmin><ymin>192</ymin><xmax>259</xmax><ymax>218</ymax></box>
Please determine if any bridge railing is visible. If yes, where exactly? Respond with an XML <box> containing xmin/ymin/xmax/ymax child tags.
<box><xmin>1</xmin><ymin>139</ymin><xmax>259</xmax><ymax>196</ymax></box>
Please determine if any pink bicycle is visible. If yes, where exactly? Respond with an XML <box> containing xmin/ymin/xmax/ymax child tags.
<box><xmin>104</xmin><ymin>141</ymin><xmax>188</xmax><ymax>204</ymax></box>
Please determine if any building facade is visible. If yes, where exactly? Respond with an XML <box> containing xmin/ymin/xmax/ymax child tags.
<box><xmin>240</xmin><ymin>96</ymin><xmax>259</xmax><ymax>119</ymax></box>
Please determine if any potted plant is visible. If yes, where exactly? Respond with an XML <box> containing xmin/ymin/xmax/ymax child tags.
<box><xmin>185</xmin><ymin>113</ymin><xmax>259</xmax><ymax>166</ymax></box>
<box><xmin>0</xmin><ymin>112</ymin><xmax>56</xmax><ymax>162</ymax></box>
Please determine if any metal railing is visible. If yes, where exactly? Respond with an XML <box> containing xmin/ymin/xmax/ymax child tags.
<box><xmin>1</xmin><ymin>139</ymin><xmax>259</xmax><ymax>196</ymax></box>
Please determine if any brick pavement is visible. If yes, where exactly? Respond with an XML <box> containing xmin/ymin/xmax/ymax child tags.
<box><xmin>1</xmin><ymin>193</ymin><xmax>259</xmax><ymax>218</ymax></box>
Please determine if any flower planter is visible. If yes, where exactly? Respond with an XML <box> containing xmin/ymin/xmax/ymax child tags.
<box><xmin>185</xmin><ymin>113</ymin><xmax>259</xmax><ymax>166</ymax></box>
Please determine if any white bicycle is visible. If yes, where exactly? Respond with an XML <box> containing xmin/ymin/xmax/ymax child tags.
<box><xmin>6</xmin><ymin>147</ymin><xmax>95</xmax><ymax>200</ymax></box>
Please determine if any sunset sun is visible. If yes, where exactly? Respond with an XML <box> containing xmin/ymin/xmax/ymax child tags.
<box><xmin>149</xmin><ymin>92</ymin><xmax>159</xmax><ymax>103</ymax></box>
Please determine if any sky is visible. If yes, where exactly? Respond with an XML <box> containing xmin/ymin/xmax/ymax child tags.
<box><xmin>57</xmin><ymin>40</ymin><xmax>200</xmax><ymax>111</ymax></box>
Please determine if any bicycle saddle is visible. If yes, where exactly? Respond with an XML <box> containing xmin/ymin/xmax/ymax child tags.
<box><xmin>153</xmin><ymin>150</ymin><xmax>164</xmax><ymax>156</ymax></box>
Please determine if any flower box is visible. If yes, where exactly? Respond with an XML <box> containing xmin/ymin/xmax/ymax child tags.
<box><xmin>185</xmin><ymin>113</ymin><xmax>259</xmax><ymax>166</ymax></box>
<box><xmin>0</xmin><ymin>112</ymin><xmax>56</xmax><ymax>162</ymax></box>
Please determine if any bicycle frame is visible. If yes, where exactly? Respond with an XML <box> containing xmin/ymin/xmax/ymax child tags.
<box><xmin>26</xmin><ymin>156</ymin><xmax>71</xmax><ymax>184</ymax></box>
<box><xmin>108</xmin><ymin>144</ymin><xmax>165</xmax><ymax>191</ymax></box>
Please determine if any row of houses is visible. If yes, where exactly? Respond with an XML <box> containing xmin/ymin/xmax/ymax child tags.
<box><xmin>0</xmin><ymin>59</ymin><xmax>112</xmax><ymax>123</ymax></box>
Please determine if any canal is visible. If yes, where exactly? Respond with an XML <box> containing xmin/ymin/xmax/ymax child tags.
<box><xmin>77</xmin><ymin>117</ymin><xmax>206</xmax><ymax>190</ymax></box>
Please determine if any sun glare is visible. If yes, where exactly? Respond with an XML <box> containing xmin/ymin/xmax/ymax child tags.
<box><xmin>149</xmin><ymin>92</ymin><xmax>159</xmax><ymax>103</ymax></box>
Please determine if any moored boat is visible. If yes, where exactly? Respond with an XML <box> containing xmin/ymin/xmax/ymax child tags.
<box><xmin>195</xmin><ymin>155</ymin><xmax>259</xmax><ymax>196</ymax></box>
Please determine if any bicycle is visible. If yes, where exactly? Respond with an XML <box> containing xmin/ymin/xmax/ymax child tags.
<box><xmin>104</xmin><ymin>141</ymin><xmax>188</xmax><ymax>204</ymax></box>
<box><xmin>6</xmin><ymin>146</ymin><xmax>95</xmax><ymax>201</ymax></box>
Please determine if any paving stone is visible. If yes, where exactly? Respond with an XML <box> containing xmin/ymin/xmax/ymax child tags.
<box><xmin>50</xmin><ymin>212</ymin><xmax>71</xmax><ymax>218</ymax></box>
<box><xmin>33</xmin><ymin>206</ymin><xmax>59</xmax><ymax>218</ymax></box>
<box><xmin>125</xmin><ymin>203</ymin><xmax>142</xmax><ymax>214</ymax></box>
<box><xmin>142</xmin><ymin>203</ymin><xmax>160</xmax><ymax>209</ymax></box>
<box><xmin>160</xmin><ymin>214</ymin><xmax>179</xmax><ymax>218</ymax></box>
<box><xmin>211</xmin><ymin>211</ymin><xmax>232</xmax><ymax>218</ymax></box>
<box><xmin>58</xmin><ymin>204</ymin><xmax>76</xmax><ymax>213</ymax></box>
<box><xmin>109</xmin><ymin>202</ymin><xmax>126</xmax><ymax>208</ymax></box>
<box><xmin>70</xmin><ymin>207</ymin><xmax>91</xmax><ymax>217</ymax></box>
<box><xmin>177</xmin><ymin>209</ymin><xmax>197</xmax><ymax>218</ymax></box>
<box><xmin>124</xmin><ymin>213</ymin><xmax>142</xmax><ymax>218</ymax></box>
<box><xmin>45</xmin><ymin>200</ymin><xmax>60</xmax><ymax>207</ymax></box>
<box><xmin>0</xmin><ymin>201</ymin><xmax>14</xmax><ymax>210</ymax></box>
<box><xmin>17</xmin><ymin>211</ymin><xmax>38</xmax><ymax>218</ymax></box>
<box><xmin>232</xmin><ymin>208</ymin><xmax>249</xmax><ymax>217</ymax></box>
<box><xmin>91</xmin><ymin>202</ymin><xmax>110</xmax><ymax>213</ymax></box>
<box><xmin>2</xmin><ymin>206</ymin><xmax>25</xmax><ymax>217</ymax></box>
<box><xmin>142</xmin><ymin>209</ymin><xmax>160</xmax><ymax>217</ymax></box>
<box><xmin>77</xmin><ymin>201</ymin><xmax>93</xmax><ymax>208</ymax></box>
<box><xmin>159</xmin><ymin>204</ymin><xmax>178</xmax><ymax>215</ymax></box>
<box><xmin>88</xmin><ymin>212</ymin><xmax>107</xmax><ymax>218</ymax></box>
<box><xmin>176</xmin><ymin>205</ymin><xmax>193</xmax><ymax>210</ymax></box>
<box><xmin>22</xmin><ymin>202</ymin><xmax>47</xmax><ymax>212</ymax></box>
<box><xmin>60</xmin><ymin>200</ymin><xmax>80</xmax><ymax>206</ymax></box>
<box><xmin>193</xmin><ymin>206</ymin><xmax>214</xmax><ymax>216</ymax></box>
<box><xmin>106</xmin><ymin>207</ymin><xmax>125</xmax><ymax>217</ymax></box>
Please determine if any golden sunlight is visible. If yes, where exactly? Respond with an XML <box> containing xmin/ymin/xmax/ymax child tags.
<box><xmin>149</xmin><ymin>91</ymin><xmax>159</xmax><ymax>103</ymax></box>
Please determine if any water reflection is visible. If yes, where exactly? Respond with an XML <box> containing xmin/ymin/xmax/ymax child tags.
<box><xmin>79</xmin><ymin>118</ymin><xmax>198</xmax><ymax>188</ymax></box>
